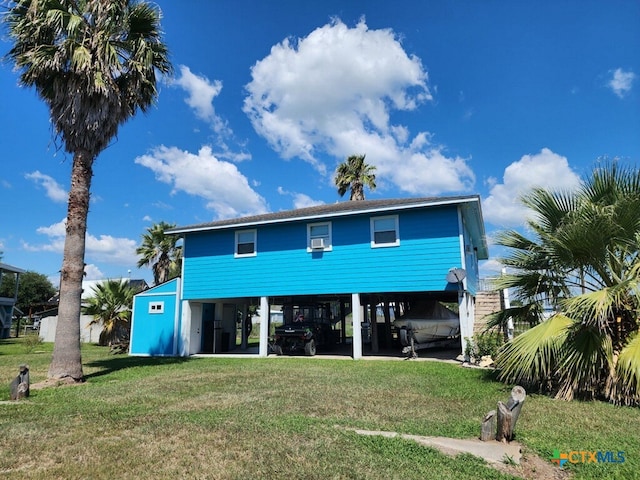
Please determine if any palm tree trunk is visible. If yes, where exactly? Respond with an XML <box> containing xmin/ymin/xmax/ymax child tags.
<box><xmin>48</xmin><ymin>151</ymin><xmax>94</xmax><ymax>381</ymax></box>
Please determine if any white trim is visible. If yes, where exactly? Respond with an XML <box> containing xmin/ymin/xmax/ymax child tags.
<box><xmin>370</xmin><ymin>215</ymin><xmax>400</xmax><ymax>248</ymax></box>
<box><xmin>351</xmin><ymin>293</ymin><xmax>363</xmax><ymax>360</ymax></box>
<box><xmin>307</xmin><ymin>221</ymin><xmax>332</xmax><ymax>252</ymax></box>
<box><xmin>172</xmin><ymin>277</ymin><xmax>181</xmax><ymax>356</ymax></box>
<box><xmin>234</xmin><ymin>229</ymin><xmax>257</xmax><ymax>258</ymax></box>
<box><xmin>259</xmin><ymin>296</ymin><xmax>269</xmax><ymax>357</ymax></box>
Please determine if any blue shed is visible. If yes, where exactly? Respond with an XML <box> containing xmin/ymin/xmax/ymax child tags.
<box><xmin>130</xmin><ymin>196</ymin><xmax>488</xmax><ymax>359</ymax></box>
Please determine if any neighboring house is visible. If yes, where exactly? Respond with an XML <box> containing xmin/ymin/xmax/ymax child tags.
<box><xmin>40</xmin><ymin>278</ymin><xmax>148</xmax><ymax>343</ymax></box>
<box><xmin>0</xmin><ymin>263</ymin><xmax>25</xmax><ymax>339</ymax></box>
<box><xmin>130</xmin><ymin>196</ymin><xmax>488</xmax><ymax>358</ymax></box>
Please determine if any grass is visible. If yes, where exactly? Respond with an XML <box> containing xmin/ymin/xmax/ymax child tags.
<box><xmin>0</xmin><ymin>339</ymin><xmax>638</xmax><ymax>479</ymax></box>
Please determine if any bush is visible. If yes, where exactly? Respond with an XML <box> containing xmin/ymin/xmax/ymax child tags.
<box><xmin>465</xmin><ymin>331</ymin><xmax>504</xmax><ymax>361</ymax></box>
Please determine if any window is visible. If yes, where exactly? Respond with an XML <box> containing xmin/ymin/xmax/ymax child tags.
<box><xmin>235</xmin><ymin>229</ymin><xmax>257</xmax><ymax>257</ymax></box>
<box><xmin>149</xmin><ymin>301</ymin><xmax>164</xmax><ymax>314</ymax></box>
<box><xmin>370</xmin><ymin>215</ymin><xmax>399</xmax><ymax>247</ymax></box>
<box><xmin>307</xmin><ymin>222</ymin><xmax>332</xmax><ymax>251</ymax></box>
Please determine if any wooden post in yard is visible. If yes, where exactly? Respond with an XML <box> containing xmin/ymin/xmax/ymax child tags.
<box><xmin>496</xmin><ymin>386</ymin><xmax>526</xmax><ymax>442</ymax></box>
<box><xmin>480</xmin><ymin>410</ymin><xmax>497</xmax><ymax>441</ymax></box>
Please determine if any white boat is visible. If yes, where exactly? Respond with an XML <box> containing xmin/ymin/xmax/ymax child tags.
<box><xmin>393</xmin><ymin>301</ymin><xmax>460</xmax><ymax>345</ymax></box>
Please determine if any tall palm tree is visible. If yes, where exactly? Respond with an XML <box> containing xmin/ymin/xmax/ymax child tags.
<box><xmin>136</xmin><ymin>222</ymin><xmax>182</xmax><ymax>285</ymax></box>
<box><xmin>335</xmin><ymin>154</ymin><xmax>377</xmax><ymax>201</ymax></box>
<box><xmin>82</xmin><ymin>279</ymin><xmax>135</xmax><ymax>347</ymax></box>
<box><xmin>492</xmin><ymin>163</ymin><xmax>640</xmax><ymax>405</ymax></box>
<box><xmin>5</xmin><ymin>0</ymin><xmax>171</xmax><ymax>381</ymax></box>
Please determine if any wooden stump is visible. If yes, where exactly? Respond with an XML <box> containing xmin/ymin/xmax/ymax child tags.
<box><xmin>496</xmin><ymin>386</ymin><xmax>526</xmax><ymax>442</ymax></box>
<box><xmin>9</xmin><ymin>365</ymin><xmax>30</xmax><ymax>401</ymax></box>
<box><xmin>480</xmin><ymin>410</ymin><xmax>496</xmax><ymax>441</ymax></box>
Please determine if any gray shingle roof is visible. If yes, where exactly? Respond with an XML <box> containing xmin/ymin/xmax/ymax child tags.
<box><xmin>167</xmin><ymin>195</ymin><xmax>477</xmax><ymax>232</ymax></box>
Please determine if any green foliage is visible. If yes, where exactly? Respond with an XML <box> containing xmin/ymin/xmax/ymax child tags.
<box><xmin>335</xmin><ymin>154</ymin><xmax>377</xmax><ymax>200</ymax></box>
<box><xmin>494</xmin><ymin>162</ymin><xmax>640</xmax><ymax>404</ymax></box>
<box><xmin>82</xmin><ymin>280</ymin><xmax>135</xmax><ymax>347</ymax></box>
<box><xmin>0</xmin><ymin>271</ymin><xmax>56</xmax><ymax>313</ymax></box>
<box><xmin>136</xmin><ymin>221</ymin><xmax>182</xmax><ymax>285</ymax></box>
<box><xmin>465</xmin><ymin>331</ymin><xmax>504</xmax><ymax>360</ymax></box>
<box><xmin>22</xmin><ymin>333</ymin><xmax>43</xmax><ymax>353</ymax></box>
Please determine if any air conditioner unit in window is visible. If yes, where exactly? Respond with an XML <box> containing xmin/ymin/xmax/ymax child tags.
<box><xmin>311</xmin><ymin>238</ymin><xmax>325</xmax><ymax>249</ymax></box>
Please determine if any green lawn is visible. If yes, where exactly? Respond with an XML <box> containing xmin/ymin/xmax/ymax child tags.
<box><xmin>0</xmin><ymin>338</ymin><xmax>638</xmax><ymax>479</ymax></box>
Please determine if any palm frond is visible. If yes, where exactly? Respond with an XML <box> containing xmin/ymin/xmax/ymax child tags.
<box><xmin>495</xmin><ymin>313</ymin><xmax>572</xmax><ymax>391</ymax></box>
<box><xmin>608</xmin><ymin>332</ymin><xmax>640</xmax><ymax>406</ymax></box>
<box><xmin>555</xmin><ymin>324</ymin><xmax>613</xmax><ymax>401</ymax></box>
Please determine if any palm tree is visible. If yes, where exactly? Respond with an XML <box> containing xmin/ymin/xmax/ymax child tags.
<box><xmin>5</xmin><ymin>0</ymin><xmax>171</xmax><ymax>381</ymax></box>
<box><xmin>335</xmin><ymin>154</ymin><xmax>377</xmax><ymax>201</ymax></box>
<box><xmin>492</xmin><ymin>163</ymin><xmax>640</xmax><ymax>405</ymax></box>
<box><xmin>136</xmin><ymin>222</ymin><xmax>182</xmax><ymax>285</ymax></box>
<box><xmin>82</xmin><ymin>279</ymin><xmax>135</xmax><ymax>347</ymax></box>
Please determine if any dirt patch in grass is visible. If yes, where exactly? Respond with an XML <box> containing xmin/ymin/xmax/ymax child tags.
<box><xmin>493</xmin><ymin>448</ymin><xmax>571</xmax><ymax>480</ymax></box>
<box><xmin>30</xmin><ymin>377</ymin><xmax>86</xmax><ymax>390</ymax></box>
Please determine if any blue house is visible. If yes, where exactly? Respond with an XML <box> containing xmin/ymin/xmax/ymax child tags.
<box><xmin>130</xmin><ymin>196</ymin><xmax>488</xmax><ymax>359</ymax></box>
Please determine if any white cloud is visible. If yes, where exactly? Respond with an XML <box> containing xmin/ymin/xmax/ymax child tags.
<box><xmin>83</xmin><ymin>264</ymin><xmax>105</xmax><ymax>281</ymax></box>
<box><xmin>243</xmin><ymin>19</ymin><xmax>474</xmax><ymax>195</ymax></box>
<box><xmin>174</xmin><ymin>65</ymin><xmax>251</xmax><ymax>162</ymax></box>
<box><xmin>25</xmin><ymin>171</ymin><xmax>67</xmax><ymax>203</ymax></box>
<box><xmin>277</xmin><ymin>186</ymin><xmax>325</xmax><ymax>209</ymax></box>
<box><xmin>24</xmin><ymin>219</ymin><xmax>138</xmax><ymax>267</ymax></box>
<box><xmin>174</xmin><ymin>65</ymin><xmax>224</xmax><ymax>128</ymax></box>
<box><xmin>608</xmin><ymin>68</ymin><xmax>636</xmax><ymax>98</ymax></box>
<box><xmin>135</xmin><ymin>145</ymin><xmax>268</xmax><ymax>219</ymax></box>
<box><xmin>482</xmin><ymin>148</ymin><xmax>581</xmax><ymax>228</ymax></box>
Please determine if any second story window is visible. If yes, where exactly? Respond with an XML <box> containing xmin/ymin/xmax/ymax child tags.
<box><xmin>307</xmin><ymin>222</ymin><xmax>332</xmax><ymax>251</ymax></box>
<box><xmin>371</xmin><ymin>215</ymin><xmax>399</xmax><ymax>247</ymax></box>
<box><xmin>235</xmin><ymin>229</ymin><xmax>257</xmax><ymax>257</ymax></box>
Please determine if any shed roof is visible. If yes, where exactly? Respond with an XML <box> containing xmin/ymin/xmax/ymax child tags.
<box><xmin>0</xmin><ymin>263</ymin><xmax>25</xmax><ymax>274</ymax></box>
<box><xmin>167</xmin><ymin>196</ymin><xmax>488</xmax><ymax>259</ymax></box>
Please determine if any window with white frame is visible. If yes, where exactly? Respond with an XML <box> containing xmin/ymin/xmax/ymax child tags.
<box><xmin>307</xmin><ymin>222</ymin><xmax>332</xmax><ymax>251</ymax></box>
<box><xmin>370</xmin><ymin>215</ymin><xmax>399</xmax><ymax>247</ymax></box>
<box><xmin>235</xmin><ymin>229</ymin><xmax>257</xmax><ymax>257</ymax></box>
<box><xmin>149</xmin><ymin>301</ymin><xmax>164</xmax><ymax>314</ymax></box>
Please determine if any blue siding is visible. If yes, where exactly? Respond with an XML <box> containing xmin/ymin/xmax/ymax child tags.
<box><xmin>130</xmin><ymin>279</ymin><xmax>179</xmax><ymax>355</ymax></box>
<box><xmin>182</xmin><ymin>206</ymin><xmax>462</xmax><ymax>299</ymax></box>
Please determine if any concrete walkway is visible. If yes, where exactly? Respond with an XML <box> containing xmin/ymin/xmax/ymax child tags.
<box><xmin>346</xmin><ymin>428</ymin><xmax>522</xmax><ymax>465</ymax></box>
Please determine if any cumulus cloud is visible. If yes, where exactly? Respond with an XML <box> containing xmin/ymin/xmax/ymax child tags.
<box><xmin>277</xmin><ymin>186</ymin><xmax>325</xmax><ymax>209</ymax></box>
<box><xmin>24</xmin><ymin>219</ymin><xmax>138</xmax><ymax>267</ymax></box>
<box><xmin>243</xmin><ymin>19</ymin><xmax>474</xmax><ymax>194</ymax></box>
<box><xmin>174</xmin><ymin>65</ymin><xmax>251</xmax><ymax>162</ymax></box>
<box><xmin>135</xmin><ymin>145</ymin><xmax>268</xmax><ymax>219</ymax></box>
<box><xmin>608</xmin><ymin>68</ymin><xmax>636</xmax><ymax>98</ymax></box>
<box><xmin>83</xmin><ymin>264</ymin><xmax>105</xmax><ymax>281</ymax></box>
<box><xmin>482</xmin><ymin>148</ymin><xmax>581</xmax><ymax>228</ymax></box>
<box><xmin>25</xmin><ymin>171</ymin><xmax>67</xmax><ymax>203</ymax></box>
<box><xmin>174</xmin><ymin>65</ymin><xmax>225</xmax><ymax>129</ymax></box>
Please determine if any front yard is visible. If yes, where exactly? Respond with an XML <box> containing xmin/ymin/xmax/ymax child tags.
<box><xmin>0</xmin><ymin>339</ymin><xmax>637</xmax><ymax>479</ymax></box>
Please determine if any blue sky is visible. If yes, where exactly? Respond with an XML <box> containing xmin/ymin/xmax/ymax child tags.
<box><xmin>1</xmin><ymin>0</ymin><xmax>638</xmax><ymax>286</ymax></box>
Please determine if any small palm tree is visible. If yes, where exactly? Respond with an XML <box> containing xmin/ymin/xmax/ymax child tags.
<box><xmin>335</xmin><ymin>154</ymin><xmax>377</xmax><ymax>201</ymax></box>
<box><xmin>4</xmin><ymin>0</ymin><xmax>171</xmax><ymax>381</ymax></box>
<box><xmin>136</xmin><ymin>222</ymin><xmax>182</xmax><ymax>285</ymax></box>
<box><xmin>83</xmin><ymin>279</ymin><xmax>135</xmax><ymax>347</ymax></box>
<box><xmin>493</xmin><ymin>162</ymin><xmax>640</xmax><ymax>405</ymax></box>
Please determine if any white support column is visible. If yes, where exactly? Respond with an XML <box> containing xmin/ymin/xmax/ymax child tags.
<box><xmin>458</xmin><ymin>291</ymin><xmax>475</xmax><ymax>358</ymax></box>
<box><xmin>179</xmin><ymin>300</ymin><xmax>192</xmax><ymax>357</ymax></box>
<box><xmin>172</xmin><ymin>277</ymin><xmax>182</xmax><ymax>356</ymax></box>
<box><xmin>259</xmin><ymin>296</ymin><xmax>270</xmax><ymax>357</ymax></box>
<box><xmin>351</xmin><ymin>293</ymin><xmax>363</xmax><ymax>360</ymax></box>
